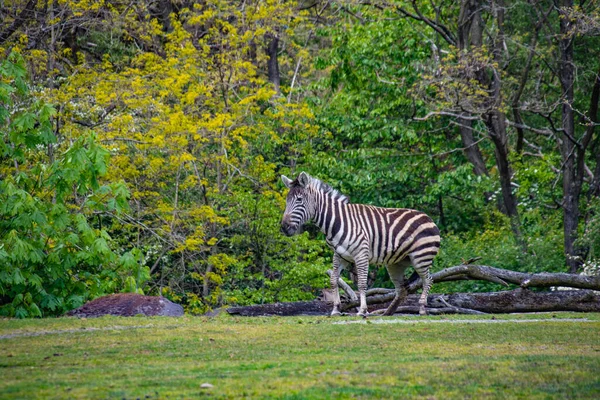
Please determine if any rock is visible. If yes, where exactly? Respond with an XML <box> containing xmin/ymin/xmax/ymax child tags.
<box><xmin>65</xmin><ymin>293</ymin><xmax>184</xmax><ymax>318</ymax></box>
<box><xmin>200</xmin><ymin>383</ymin><xmax>214</xmax><ymax>389</ymax></box>
<box><xmin>203</xmin><ymin>308</ymin><xmax>221</xmax><ymax>317</ymax></box>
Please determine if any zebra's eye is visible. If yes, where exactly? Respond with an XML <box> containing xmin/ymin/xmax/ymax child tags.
<box><xmin>295</xmin><ymin>196</ymin><xmax>303</xmax><ymax>203</ymax></box>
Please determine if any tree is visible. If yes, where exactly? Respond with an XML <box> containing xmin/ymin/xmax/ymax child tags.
<box><xmin>0</xmin><ymin>52</ymin><xmax>145</xmax><ymax>317</ymax></box>
<box><xmin>388</xmin><ymin>0</ymin><xmax>524</xmax><ymax>243</ymax></box>
<box><xmin>555</xmin><ymin>1</ymin><xmax>600</xmax><ymax>272</ymax></box>
<box><xmin>2</xmin><ymin>0</ymin><xmax>328</xmax><ymax>312</ymax></box>
<box><xmin>2</xmin><ymin>0</ymin><xmax>599</xmax><ymax>315</ymax></box>
<box><xmin>342</xmin><ymin>0</ymin><xmax>600</xmax><ymax>271</ymax></box>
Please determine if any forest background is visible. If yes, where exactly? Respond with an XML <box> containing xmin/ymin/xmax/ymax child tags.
<box><xmin>1</xmin><ymin>0</ymin><xmax>599</xmax><ymax>318</ymax></box>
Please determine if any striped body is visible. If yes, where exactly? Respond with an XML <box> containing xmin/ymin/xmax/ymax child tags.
<box><xmin>281</xmin><ymin>172</ymin><xmax>440</xmax><ymax>316</ymax></box>
<box><xmin>317</xmin><ymin>203</ymin><xmax>440</xmax><ymax>267</ymax></box>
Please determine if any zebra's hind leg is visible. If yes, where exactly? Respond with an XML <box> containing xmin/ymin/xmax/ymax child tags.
<box><xmin>383</xmin><ymin>261</ymin><xmax>410</xmax><ymax>316</ymax></box>
<box><xmin>410</xmin><ymin>255</ymin><xmax>433</xmax><ymax>316</ymax></box>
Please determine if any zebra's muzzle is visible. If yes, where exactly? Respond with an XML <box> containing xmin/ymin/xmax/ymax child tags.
<box><xmin>280</xmin><ymin>216</ymin><xmax>299</xmax><ymax>236</ymax></box>
<box><xmin>280</xmin><ymin>221</ymin><xmax>297</xmax><ymax>236</ymax></box>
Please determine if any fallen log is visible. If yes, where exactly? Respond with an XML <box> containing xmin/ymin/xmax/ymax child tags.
<box><xmin>226</xmin><ymin>289</ymin><xmax>600</xmax><ymax>316</ymax></box>
<box><xmin>329</xmin><ymin>265</ymin><xmax>600</xmax><ymax>305</ymax></box>
<box><xmin>408</xmin><ymin>265</ymin><xmax>600</xmax><ymax>293</ymax></box>
<box><xmin>438</xmin><ymin>289</ymin><xmax>600</xmax><ymax>314</ymax></box>
<box><xmin>227</xmin><ymin>301</ymin><xmax>331</xmax><ymax>317</ymax></box>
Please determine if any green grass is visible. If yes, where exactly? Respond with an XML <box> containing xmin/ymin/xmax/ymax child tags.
<box><xmin>1</xmin><ymin>313</ymin><xmax>599</xmax><ymax>399</ymax></box>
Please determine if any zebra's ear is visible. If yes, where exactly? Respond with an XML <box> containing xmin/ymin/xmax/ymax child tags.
<box><xmin>297</xmin><ymin>172</ymin><xmax>310</xmax><ymax>187</ymax></box>
<box><xmin>281</xmin><ymin>175</ymin><xmax>293</xmax><ymax>189</ymax></box>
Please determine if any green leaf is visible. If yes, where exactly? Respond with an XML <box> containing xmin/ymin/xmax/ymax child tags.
<box><xmin>28</xmin><ymin>303</ymin><xmax>42</xmax><ymax>318</ymax></box>
<box><xmin>12</xmin><ymin>293</ymin><xmax>23</xmax><ymax>305</ymax></box>
<box><xmin>11</xmin><ymin>112</ymin><xmax>36</xmax><ymax>133</ymax></box>
<box><xmin>14</xmin><ymin>306</ymin><xmax>27</xmax><ymax>319</ymax></box>
<box><xmin>92</xmin><ymin>237</ymin><xmax>111</xmax><ymax>256</ymax></box>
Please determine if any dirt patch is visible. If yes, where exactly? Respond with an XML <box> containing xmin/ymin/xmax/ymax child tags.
<box><xmin>66</xmin><ymin>293</ymin><xmax>184</xmax><ymax>318</ymax></box>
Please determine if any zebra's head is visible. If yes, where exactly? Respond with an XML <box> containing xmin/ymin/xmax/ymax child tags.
<box><xmin>280</xmin><ymin>172</ymin><xmax>316</xmax><ymax>237</ymax></box>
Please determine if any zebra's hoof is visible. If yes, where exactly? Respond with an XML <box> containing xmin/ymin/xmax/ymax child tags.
<box><xmin>419</xmin><ymin>308</ymin><xmax>428</xmax><ymax>316</ymax></box>
<box><xmin>330</xmin><ymin>310</ymin><xmax>342</xmax><ymax>317</ymax></box>
<box><xmin>357</xmin><ymin>311</ymin><xmax>369</xmax><ymax>318</ymax></box>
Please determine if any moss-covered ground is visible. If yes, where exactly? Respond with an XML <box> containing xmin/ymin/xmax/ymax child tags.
<box><xmin>1</xmin><ymin>313</ymin><xmax>599</xmax><ymax>399</ymax></box>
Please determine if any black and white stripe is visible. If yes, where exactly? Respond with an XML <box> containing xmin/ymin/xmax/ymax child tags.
<box><xmin>281</xmin><ymin>172</ymin><xmax>440</xmax><ymax>316</ymax></box>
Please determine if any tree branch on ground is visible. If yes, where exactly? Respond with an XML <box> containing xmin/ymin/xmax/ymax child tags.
<box><xmin>226</xmin><ymin>264</ymin><xmax>600</xmax><ymax>316</ymax></box>
<box><xmin>226</xmin><ymin>289</ymin><xmax>600</xmax><ymax>316</ymax></box>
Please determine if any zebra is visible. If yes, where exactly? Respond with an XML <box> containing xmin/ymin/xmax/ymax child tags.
<box><xmin>280</xmin><ymin>172</ymin><xmax>440</xmax><ymax>317</ymax></box>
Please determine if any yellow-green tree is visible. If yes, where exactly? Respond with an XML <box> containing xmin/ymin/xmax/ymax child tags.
<box><xmin>1</xmin><ymin>0</ymin><xmax>326</xmax><ymax>312</ymax></box>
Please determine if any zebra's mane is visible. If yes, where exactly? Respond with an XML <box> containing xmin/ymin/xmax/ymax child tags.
<box><xmin>303</xmin><ymin>176</ymin><xmax>350</xmax><ymax>204</ymax></box>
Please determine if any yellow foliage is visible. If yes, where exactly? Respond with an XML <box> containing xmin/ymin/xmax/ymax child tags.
<box><xmin>12</xmin><ymin>0</ymin><xmax>319</xmax><ymax>311</ymax></box>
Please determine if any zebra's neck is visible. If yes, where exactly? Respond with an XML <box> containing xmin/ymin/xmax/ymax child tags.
<box><xmin>313</xmin><ymin>190</ymin><xmax>349</xmax><ymax>238</ymax></box>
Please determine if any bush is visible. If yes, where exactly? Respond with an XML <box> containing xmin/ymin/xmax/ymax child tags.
<box><xmin>0</xmin><ymin>53</ymin><xmax>146</xmax><ymax>317</ymax></box>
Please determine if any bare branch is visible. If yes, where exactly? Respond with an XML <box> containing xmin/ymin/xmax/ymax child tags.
<box><xmin>101</xmin><ymin>138</ymin><xmax>150</xmax><ymax>145</ymax></box>
<box><xmin>71</xmin><ymin>104</ymin><xmax>117</xmax><ymax>128</ymax></box>
<box><xmin>414</xmin><ymin>111</ymin><xmax>481</xmax><ymax>121</ymax></box>
<box><xmin>0</xmin><ymin>0</ymin><xmax>39</xmax><ymax>44</ymax></box>
<box><xmin>505</xmin><ymin>120</ymin><xmax>555</xmax><ymax>136</ymax></box>
<box><xmin>359</xmin><ymin>0</ymin><xmax>456</xmax><ymax>45</ymax></box>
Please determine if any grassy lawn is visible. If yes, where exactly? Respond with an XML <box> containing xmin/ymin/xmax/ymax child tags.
<box><xmin>1</xmin><ymin>313</ymin><xmax>599</xmax><ymax>399</ymax></box>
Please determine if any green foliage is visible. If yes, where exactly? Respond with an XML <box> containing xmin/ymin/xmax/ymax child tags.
<box><xmin>306</xmin><ymin>0</ymin><xmax>600</xmax><ymax>284</ymax></box>
<box><xmin>0</xmin><ymin>53</ymin><xmax>147</xmax><ymax>317</ymax></box>
<box><xmin>578</xmin><ymin>199</ymin><xmax>600</xmax><ymax>265</ymax></box>
<box><xmin>1</xmin><ymin>0</ymin><xmax>600</xmax><ymax>316</ymax></box>
<box><xmin>311</xmin><ymin>14</ymin><xmax>440</xmax><ymax>212</ymax></box>
<box><xmin>216</xmin><ymin>189</ymin><xmax>330</xmax><ymax>307</ymax></box>
<box><xmin>435</xmin><ymin>210</ymin><xmax>565</xmax><ymax>292</ymax></box>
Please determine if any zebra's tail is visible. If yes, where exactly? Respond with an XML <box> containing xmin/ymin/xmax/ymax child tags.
<box><xmin>406</xmin><ymin>270</ymin><xmax>420</xmax><ymax>287</ymax></box>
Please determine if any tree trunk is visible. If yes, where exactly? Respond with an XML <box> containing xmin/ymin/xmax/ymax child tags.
<box><xmin>590</xmin><ymin>135</ymin><xmax>600</xmax><ymax>198</ymax></box>
<box><xmin>374</xmin><ymin>290</ymin><xmax>600</xmax><ymax>314</ymax></box>
<box><xmin>558</xmin><ymin>0</ymin><xmax>581</xmax><ymax>273</ymax></box>
<box><xmin>407</xmin><ymin>264</ymin><xmax>600</xmax><ymax>292</ymax></box>
<box><xmin>339</xmin><ymin>264</ymin><xmax>600</xmax><ymax>310</ymax></box>
<box><xmin>459</xmin><ymin>0</ymin><xmax>523</xmax><ymax>243</ymax></box>
<box><xmin>456</xmin><ymin>1</ymin><xmax>488</xmax><ymax>177</ymax></box>
<box><xmin>458</xmin><ymin>115</ymin><xmax>488</xmax><ymax>176</ymax></box>
<box><xmin>434</xmin><ymin>290</ymin><xmax>600</xmax><ymax>313</ymax></box>
<box><xmin>486</xmin><ymin>110</ymin><xmax>523</xmax><ymax>244</ymax></box>
<box><xmin>227</xmin><ymin>301</ymin><xmax>332</xmax><ymax>316</ymax></box>
<box><xmin>266</xmin><ymin>32</ymin><xmax>280</xmax><ymax>94</ymax></box>
<box><xmin>589</xmin><ymin>71</ymin><xmax>600</xmax><ymax>198</ymax></box>
<box><xmin>486</xmin><ymin>0</ymin><xmax>523</xmax><ymax>245</ymax></box>
<box><xmin>226</xmin><ymin>264</ymin><xmax>600</xmax><ymax>316</ymax></box>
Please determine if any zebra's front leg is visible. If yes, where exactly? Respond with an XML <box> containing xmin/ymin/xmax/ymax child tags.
<box><xmin>329</xmin><ymin>254</ymin><xmax>346</xmax><ymax>316</ymax></box>
<box><xmin>355</xmin><ymin>255</ymin><xmax>370</xmax><ymax>317</ymax></box>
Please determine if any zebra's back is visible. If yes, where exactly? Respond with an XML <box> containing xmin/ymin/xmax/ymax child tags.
<box><xmin>350</xmin><ymin>205</ymin><xmax>440</xmax><ymax>265</ymax></box>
